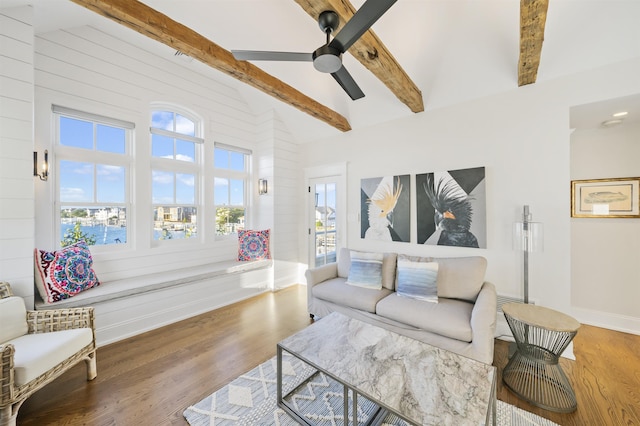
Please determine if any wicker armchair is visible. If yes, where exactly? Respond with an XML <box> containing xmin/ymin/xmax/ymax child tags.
<box><xmin>0</xmin><ymin>282</ymin><xmax>97</xmax><ymax>426</ymax></box>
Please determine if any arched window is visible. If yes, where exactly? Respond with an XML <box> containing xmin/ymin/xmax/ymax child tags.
<box><xmin>150</xmin><ymin>106</ymin><xmax>202</xmax><ymax>241</ymax></box>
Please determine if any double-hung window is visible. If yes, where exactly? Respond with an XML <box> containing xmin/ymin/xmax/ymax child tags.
<box><xmin>214</xmin><ymin>143</ymin><xmax>250</xmax><ymax>237</ymax></box>
<box><xmin>54</xmin><ymin>105</ymin><xmax>133</xmax><ymax>248</ymax></box>
<box><xmin>150</xmin><ymin>108</ymin><xmax>202</xmax><ymax>241</ymax></box>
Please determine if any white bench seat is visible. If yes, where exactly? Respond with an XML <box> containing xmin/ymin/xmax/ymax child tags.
<box><xmin>35</xmin><ymin>259</ymin><xmax>272</xmax><ymax>310</ymax></box>
<box><xmin>34</xmin><ymin>259</ymin><xmax>274</xmax><ymax>346</ymax></box>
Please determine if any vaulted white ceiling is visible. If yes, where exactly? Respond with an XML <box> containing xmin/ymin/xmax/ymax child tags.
<box><xmin>5</xmin><ymin>0</ymin><xmax>640</xmax><ymax>142</ymax></box>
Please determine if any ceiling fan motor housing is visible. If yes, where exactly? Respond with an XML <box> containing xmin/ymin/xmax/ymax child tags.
<box><xmin>312</xmin><ymin>45</ymin><xmax>342</xmax><ymax>73</ymax></box>
<box><xmin>318</xmin><ymin>10</ymin><xmax>339</xmax><ymax>34</ymax></box>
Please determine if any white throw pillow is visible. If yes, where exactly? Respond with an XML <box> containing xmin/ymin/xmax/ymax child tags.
<box><xmin>345</xmin><ymin>251</ymin><xmax>384</xmax><ymax>290</ymax></box>
<box><xmin>396</xmin><ymin>260</ymin><xmax>439</xmax><ymax>303</ymax></box>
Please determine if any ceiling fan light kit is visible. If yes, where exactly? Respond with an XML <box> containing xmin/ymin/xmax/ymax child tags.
<box><xmin>312</xmin><ymin>45</ymin><xmax>342</xmax><ymax>73</ymax></box>
<box><xmin>231</xmin><ymin>0</ymin><xmax>397</xmax><ymax>101</ymax></box>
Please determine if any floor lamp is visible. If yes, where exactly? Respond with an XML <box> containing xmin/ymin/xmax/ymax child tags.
<box><xmin>513</xmin><ymin>205</ymin><xmax>543</xmax><ymax>304</ymax></box>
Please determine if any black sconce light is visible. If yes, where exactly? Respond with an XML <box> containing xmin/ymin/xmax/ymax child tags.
<box><xmin>258</xmin><ymin>179</ymin><xmax>268</xmax><ymax>195</ymax></box>
<box><xmin>33</xmin><ymin>150</ymin><xmax>49</xmax><ymax>181</ymax></box>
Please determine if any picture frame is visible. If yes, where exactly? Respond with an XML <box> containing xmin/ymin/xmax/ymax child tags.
<box><xmin>571</xmin><ymin>177</ymin><xmax>640</xmax><ymax>218</ymax></box>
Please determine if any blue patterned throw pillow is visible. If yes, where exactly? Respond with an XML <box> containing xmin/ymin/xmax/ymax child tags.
<box><xmin>34</xmin><ymin>241</ymin><xmax>100</xmax><ymax>304</ymax></box>
<box><xmin>396</xmin><ymin>260</ymin><xmax>439</xmax><ymax>303</ymax></box>
<box><xmin>238</xmin><ymin>229</ymin><xmax>271</xmax><ymax>261</ymax></box>
<box><xmin>346</xmin><ymin>251</ymin><xmax>383</xmax><ymax>290</ymax></box>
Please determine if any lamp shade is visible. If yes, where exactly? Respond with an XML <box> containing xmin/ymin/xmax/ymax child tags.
<box><xmin>513</xmin><ymin>221</ymin><xmax>543</xmax><ymax>252</ymax></box>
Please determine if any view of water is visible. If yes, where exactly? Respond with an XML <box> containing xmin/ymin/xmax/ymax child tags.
<box><xmin>60</xmin><ymin>223</ymin><xmax>193</xmax><ymax>245</ymax></box>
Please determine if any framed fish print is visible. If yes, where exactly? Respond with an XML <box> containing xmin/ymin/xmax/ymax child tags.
<box><xmin>571</xmin><ymin>177</ymin><xmax>640</xmax><ymax>218</ymax></box>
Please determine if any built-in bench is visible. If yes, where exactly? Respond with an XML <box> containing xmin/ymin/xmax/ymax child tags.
<box><xmin>35</xmin><ymin>259</ymin><xmax>274</xmax><ymax>346</ymax></box>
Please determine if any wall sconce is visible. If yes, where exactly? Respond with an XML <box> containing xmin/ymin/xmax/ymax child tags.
<box><xmin>513</xmin><ymin>205</ymin><xmax>543</xmax><ymax>304</ymax></box>
<box><xmin>33</xmin><ymin>150</ymin><xmax>49</xmax><ymax>181</ymax></box>
<box><xmin>258</xmin><ymin>179</ymin><xmax>268</xmax><ymax>195</ymax></box>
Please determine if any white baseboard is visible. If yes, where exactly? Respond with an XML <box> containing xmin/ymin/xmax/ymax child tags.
<box><xmin>571</xmin><ymin>306</ymin><xmax>640</xmax><ymax>336</ymax></box>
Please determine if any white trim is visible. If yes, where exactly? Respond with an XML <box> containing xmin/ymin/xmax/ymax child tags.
<box><xmin>52</xmin><ymin>104</ymin><xmax>135</xmax><ymax>129</ymax></box>
<box><xmin>150</xmin><ymin>127</ymin><xmax>204</xmax><ymax>144</ymax></box>
<box><xmin>305</xmin><ymin>162</ymin><xmax>348</xmax><ymax>266</ymax></box>
<box><xmin>571</xmin><ymin>306</ymin><xmax>640</xmax><ymax>336</ymax></box>
<box><xmin>215</xmin><ymin>141</ymin><xmax>252</xmax><ymax>155</ymax></box>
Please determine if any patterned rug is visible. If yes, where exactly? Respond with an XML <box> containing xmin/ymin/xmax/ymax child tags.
<box><xmin>184</xmin><ymin>354</ymin><xmax>559</xmax><ymax>426</ymax></box>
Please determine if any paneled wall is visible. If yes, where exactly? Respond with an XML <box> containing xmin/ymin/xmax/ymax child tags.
<box><xmin>254</xmin><ymin>110</ymin><xmax>302</xmax><ymax>289</ymax></box>
<box><xmin>0</xmin><ymin>6</ymin><xmax>34</xmax><ymax>306</ymax></box>
<box><xmin>22</xmin><ymin>23</ymin><xmax>306</xmax><ymax>326</ymax></box>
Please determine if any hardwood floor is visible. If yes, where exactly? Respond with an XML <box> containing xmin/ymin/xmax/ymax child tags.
<box><xmin>18</xmin><ymin>285</ymin><xmax>640</xmax><ymax>425</ymax></box>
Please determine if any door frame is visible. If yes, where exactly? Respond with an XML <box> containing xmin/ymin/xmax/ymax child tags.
<box><xmin>304</xmin><ymin>162</ymin><xmax>347</xmax><ymax>267</ymax></box>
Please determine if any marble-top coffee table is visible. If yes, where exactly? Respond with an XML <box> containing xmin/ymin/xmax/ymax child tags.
<box><xmin>277</xmin><ymin>312</ymin><xmax>496</xmax><ymax>425</ymax></box>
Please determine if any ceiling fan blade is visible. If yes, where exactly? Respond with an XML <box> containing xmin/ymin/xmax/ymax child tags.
<box><xmin>331</xmin><ymin>65</ymin><xmax>365</xmax><ymax>100</ymax></box>
<box><xmin>231</xmin><ymin>50</ymin><xmax>313</xmax><ymax>62</ymax></box>
<box><xmin>329</xmin><ymin>0</ymin><xmax>397</xmax><ymax>53</ymax></box>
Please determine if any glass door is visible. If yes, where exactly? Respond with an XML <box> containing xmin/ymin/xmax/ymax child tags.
<box><xmin>310</xmin><ymin>179</ymin><xmax>337</xmax><ymax>267</ymax></box>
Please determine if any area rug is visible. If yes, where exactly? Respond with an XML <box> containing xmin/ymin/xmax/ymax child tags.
<box><xmin>184</xmin><ymin>353</ymin><xmax>559</xmax><ymax>426</ymax></box>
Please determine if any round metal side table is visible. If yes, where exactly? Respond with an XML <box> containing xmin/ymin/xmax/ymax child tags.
<box><xmin>502</xmin><ymin>303</ymin><xmax>580</xmax><ymax>413</ymax></box>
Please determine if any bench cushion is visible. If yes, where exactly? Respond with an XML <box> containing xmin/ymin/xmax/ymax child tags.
<box><xmin>376</xmin><ymin>294</ymin><xmax>474</xmax><ymax>342</ymax></box>
<box><xmin>0</xmin><ymin>297</ymin><xmax>28</xmax><ymax>343</ymax></box>
<box><xmin>9</xmin><ymin>328</ymin><xmax>93</xmax><ymax>386</ymax></box>
<box><xmin>312</xmin><ymin>278</ymin><xmax>392</xmax><ymax>313</ymax></box>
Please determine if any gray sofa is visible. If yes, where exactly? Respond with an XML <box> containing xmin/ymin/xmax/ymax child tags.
<box><xmin>306</xmin><ymin>248</ymin><xmax>497</xmax><ymax>364</ymax></box>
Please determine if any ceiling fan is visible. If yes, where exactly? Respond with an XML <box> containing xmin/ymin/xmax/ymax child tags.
<box><xmin>231</xmin><ymin>0</ymin><xmax>397</xmax><ymax>100</ymax></box>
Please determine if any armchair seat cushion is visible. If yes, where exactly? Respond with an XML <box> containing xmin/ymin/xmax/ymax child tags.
<box><xmin>376</xmin><ymin>294</ymin><xmax>474</xmax><ymax>342</ymax></box>
<box><xmin>312</xmin><ymin>278</ymin><xmax>393</xmax><ymax>313</ymax></box>
<box><xmin>0</xmin><ymin>297</ymin><xmax>28</xmax><ymax>343</ymax></box>
<box><xmin>9</xmin><ymin>328</ymin><xmax>93</xmax><ymax>386</ymax></box>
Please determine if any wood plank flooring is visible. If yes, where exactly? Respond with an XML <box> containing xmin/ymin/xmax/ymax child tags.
<box><xmin>18</xmin><ymin>285</ymin><xmax>640</xmax><ymax>425</ymax></box>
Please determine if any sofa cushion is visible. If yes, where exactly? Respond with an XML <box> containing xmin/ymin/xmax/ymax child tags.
<box><xmin>337</xmin><ymin>247</ymin><xmax>351</xmax><ymax>278</ymax></box>
<box><xmin>346</xmin><ymin>251</ymin><xmax>383</xmax><ymax>290</ymax></box>
<box><xmin>312</xmin><ymin>277</ymin><xmax>393</xmax><ymax>313</ymax></box>
<box><xmin>396</xmin><ymin>260</ymin><xmax>439</xmax><ymax>303</ymax></box>
<box><xmin>0</xmin><ymin>297</ymin><xmax>28</xmax><ymax>343</ymax></box>
<box><xmin>376</xmin><ymin>294</ymin><xmax>474</xmax><ymax>342</ymax></box>
<box><xmin>434</xmin><ymin>256</ymin><xmax>487</xmax><ymax>302</ymax></box>
<box><xmin>10</xmin><ymin>328</ymin><xmax>93</xmax><ymax>386</ymax></box>
<box><xmin>338</xmin><ymin>248</ymin><xmax>397</xmax><ymax>290</ymax></box>
<box><xmin>395</xmin><ymin>255</ymin><xmax>487</xmax><ymax>302</ymax></box>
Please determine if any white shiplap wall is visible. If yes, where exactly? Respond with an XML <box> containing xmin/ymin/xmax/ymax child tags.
<box><xmin>272</xmin><ymin>113</ymin><xmax>303</xmax><ymax>288</ymax></box>
<box><xmin>33</xmin><ymin>25</ymin><xmax>261</xmax><ymax>275</ymax></box>
<box><xmin>0</xmin><ymin>6</ymin><xmax>35</xmax><ymax>307</ymax></box>
<box><xmin>23</xmin><ymin>24</ymin><xmax>303</xmax><ymax>341</ymax></box>
<box><xmin>254</xmin><ymin>110</ymin><xmax>302</xmax><ymax>289</ymax></box>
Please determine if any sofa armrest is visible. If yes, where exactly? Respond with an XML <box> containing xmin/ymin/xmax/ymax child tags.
<box><xmin>470</xmin><ymin>281</ymin><xmax>497</xmax><ymax>364</ymax></box>
<box><xmin>305</xmin><ymin>263</ymin><xmax>339</xmax><ymax>317</ymax></box>
<box><xmin>305</xmin><ymin>263</ymin><xmax>338</xmax><ymax>287</ymax></box>
<box><xmin>26</xmin><ymin>307</ymin><xmax>95</xmax><ymax>335</ymax></box>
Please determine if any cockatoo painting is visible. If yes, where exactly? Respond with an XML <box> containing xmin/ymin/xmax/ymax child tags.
<box><xmin>360</xmin><ymin>175</ymin><xmax>410</xmax><ymax>242</ymax></box>
<box><xmin>416</xmin><ymin>167</ymin><xmax>486</xmax><ymax>248</ymax></box>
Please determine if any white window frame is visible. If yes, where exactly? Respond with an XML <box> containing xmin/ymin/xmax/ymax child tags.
<box><xmin>150</xmin><ymin>105</ymin><xmax>203</xmax><ymax>245</ymax></box>
<box><xmin>52</xmin><ymin>105</ymin><xmax>134</xmax><ymax>251</ymax></box>
<box><xmin>213</xmin><ymin>142</ymin><xmax>251</xmax><ymax>240</ymax></box>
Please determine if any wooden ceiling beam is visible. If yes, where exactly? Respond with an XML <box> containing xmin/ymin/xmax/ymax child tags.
<box><xmin>69</xmin><ymin>0</ymin><xmax>352</xmax><ymax>132</ymax></box>
<box><xmin>294</xmin><ymin>0</ymin><xmax>424</xmax><ymax>113</ymax></box>
<box><xmin>518</xmin><ymin>0</ymin><xmax>549</xmax><ymax>86</ymax></box>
